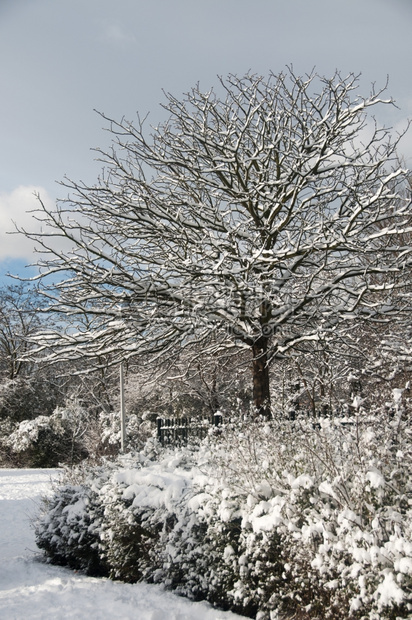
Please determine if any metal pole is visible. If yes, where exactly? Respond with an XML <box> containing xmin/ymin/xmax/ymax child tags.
<box><xmin>120</xmin><ymin>360</ymin><xmax>126</xmax><ymax>452</ymax></box>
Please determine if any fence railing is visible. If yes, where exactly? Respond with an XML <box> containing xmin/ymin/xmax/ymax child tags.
<box><xmin>156</xmin><ymin>413</ymin><xmax>223</xmax><ymax>445</ymax></box>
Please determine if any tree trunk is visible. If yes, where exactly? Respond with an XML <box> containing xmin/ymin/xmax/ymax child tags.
<box><xmin>252</xmin><ymin>336</ymin><xmax>271</xmax><ymax>419</ymax></box>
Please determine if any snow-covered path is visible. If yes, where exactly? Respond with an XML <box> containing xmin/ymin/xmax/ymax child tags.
<box><xmin>0</xmin><ymin>469</ymin><xmax>245</xmax><ymax>620</ymax></box>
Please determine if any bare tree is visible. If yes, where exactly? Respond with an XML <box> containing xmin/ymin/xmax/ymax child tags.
<box><xmin>22</xmin><ymin>69</ymin><xmax>411</xmax><ymax>417</ymax></box>
<box><xmin>0</xmin><ymin>283</ymin><xmax>43</xmax><ymax>380</ymax></box>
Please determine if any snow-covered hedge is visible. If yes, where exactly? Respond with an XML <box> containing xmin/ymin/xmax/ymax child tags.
<box><xmin>35</xmin><ymin>399</ymin><xmax>412</xmax><ymax>619</ymax></box>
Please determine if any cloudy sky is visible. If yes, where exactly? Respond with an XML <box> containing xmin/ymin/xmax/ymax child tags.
<box><xmin>1</xmin><ymin>0</ymin><xmax>412</xmax><ymax>284</ymax></box>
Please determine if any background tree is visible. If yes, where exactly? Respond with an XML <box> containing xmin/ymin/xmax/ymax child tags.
<box><xmin>0</xmin><ymin>283</ymin><xmax>43</xmax><ymax>380</ymax></box>
<box><xmin>22</xmin><ymin>69</ymin><xmax>411</xmax><ymax>416</ymax></box>
<box><xmin>0</xmin><ymin>283</ymin><xmax>65</xmax><ymax>422</ymax></box>
<box><xmin>0</xmin><ymin>283</ymin><xmax>118</xmax><ymax>425</ymax></box>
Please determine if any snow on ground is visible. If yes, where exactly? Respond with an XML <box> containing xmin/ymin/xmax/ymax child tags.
<box><xmin>0</xmin><ymin>469</ymin><xmax>245</xmax><ymax>620</ymax></box>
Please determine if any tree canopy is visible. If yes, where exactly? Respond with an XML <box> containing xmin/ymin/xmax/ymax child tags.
<box><xmin>22</xmin><ymin>69</ymin><xmax>412</xmax><ymax>416</ymax></box>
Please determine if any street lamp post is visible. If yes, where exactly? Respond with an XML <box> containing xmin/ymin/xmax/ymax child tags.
<box><xmin>120</xmin><ymin>360</ymin><xmax>126</xmax><ymax>452</ymax></box>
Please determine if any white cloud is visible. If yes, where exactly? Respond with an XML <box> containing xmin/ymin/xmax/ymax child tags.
<box><xmin>0</xmin><ymin>186</ymin><xmax>54</xmax><ymax>260</ymax></box>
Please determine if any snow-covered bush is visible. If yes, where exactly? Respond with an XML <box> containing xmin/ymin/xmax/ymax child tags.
<box><xmin>36</xmin><ymin>464</ymin><xmax>111</xmax><ymax>575</ymax></box>
<box><xmin>3</xmin><ymin>415</ymin><xmax>69</xmax><ymax>467</ymax></box>
<box><xmin>98</xmin><ymin>410</ymin><xmax>152</xmax><ymax>453</ymax></box>
<box><xmin>2</xmin><ymin>400</ymin><xmax>91</xmax><ymax>467</ymax></box>
<box><xmin>98</xmin><ymin>455</ymin><xmax>184</xmax><ymax>584</ymax></box>
<box><xmin>216</xmin><ymin>403</ymin><xmax>412</xmax><ymax>619</ymax></box>
<box><xmin>35</xmin><ymin>394</ymin><xmax>412</xmax><ymax>619</ymax></box>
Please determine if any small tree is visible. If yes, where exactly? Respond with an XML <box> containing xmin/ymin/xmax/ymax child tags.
<box><xmin>23</xmin><ymin>69</ymin><xmax>411</xmax><ymax>416</ymax></box>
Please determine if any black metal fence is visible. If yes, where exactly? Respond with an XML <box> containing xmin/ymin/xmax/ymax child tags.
<box><xmin>157</xmin><ymin>413</ymin><xmax>223</xmax><ymax>445</ymax></box>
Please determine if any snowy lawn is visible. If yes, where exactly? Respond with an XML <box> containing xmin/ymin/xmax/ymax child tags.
<box><xmin>0</xmin><ymin>469</ymin><xmax>245</xmax><ymax>620</ymax></box>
